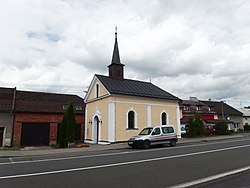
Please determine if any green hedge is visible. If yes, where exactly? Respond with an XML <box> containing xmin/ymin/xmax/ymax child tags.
<box><xmin>214</xmin><ymin>120</ymin><xmax>228</xmax><ymax>135</ymax></box>
<box><xmin>244</xmin><ymin>124</ymin><xmax>250</xmax><ymax>132</ymax></box>
<box><xmin>187</xmin><ymin>115</ymin><xmax>205</xmax><ymax>137</ymax></box>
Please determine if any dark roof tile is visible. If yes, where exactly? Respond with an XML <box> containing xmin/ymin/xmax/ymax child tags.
<box><xmin>0</xmin><ymin>87</ymin><xmax>15</xmax><ymax>112</ymax></box>
<box><xmin>201</xmin><ymin>100</ymin><xmax>242</xmax><ymax>116</ymax></box>
<box><xmin>96</xmin><ymin>75</ymin><xmax>180</xmax><ymax>101</ymax></box>
<box><xmin>15</xmin><ymin>90</ymin><xmax>85</xmax><ymax>114</ymax></box>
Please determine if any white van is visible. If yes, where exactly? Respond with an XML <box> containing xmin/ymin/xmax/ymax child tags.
<box><xmin>128</xmin><ymin>125</ymin><xmax>178</xmax><ymax>149</ymax></box>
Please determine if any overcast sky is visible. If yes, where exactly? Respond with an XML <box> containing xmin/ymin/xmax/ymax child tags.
<box><xmin>0</xmin><ymin>0</ymin><xmax>250</xmax><ymax>108</ymax></box>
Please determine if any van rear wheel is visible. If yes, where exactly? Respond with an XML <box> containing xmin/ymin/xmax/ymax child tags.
<box><xmin>142</xmin><ymin>140</ymin><xmax>150</xmax><ymax>149</ymax></box>
<box><xmin>170</xmin><ymin>139</ymin><xmax>176</xmax><ymax>147</ymax></box>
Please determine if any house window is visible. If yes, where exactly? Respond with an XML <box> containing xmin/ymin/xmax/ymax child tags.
<box><xmin>96</xmin><ymin>84</ymin><xmax>99</xmax><ymax>98</ymax></box>
<box><xmin>62</xmin><ymin>105</ymin><xmax>68</xmax><ymax>110</ymax></box>
<box><xmin>208</xmin><ymin>106</ymin><xmax>214</xmax><ymax>112</ymax></box>
<box><xmin>161</xmin><ymin>112</ymin><xmax>167</xmax><ymax>125</ymax></box>
<box><xmin>126</xmin><ymin>109</ymin><xmax>138</xmax><ymax>130</ymax></box>
<box><xmin>196</xmin><ymin>105</ymin><xmax>202</xmax><ymax>111</ymax></box>
<box><xmin>183</xmin><ymin>105</ymin><xmax>190</xmax><ymax>111</ymax></box>
<box><xmin>75</xmin><ymin>106</ymin><xmax>82</xmax><ymax>111</ymax></box>
<box><xmin>128</xmin><ymin>111</ymin><xmax>135</xmax><ymax>129</ymax></box>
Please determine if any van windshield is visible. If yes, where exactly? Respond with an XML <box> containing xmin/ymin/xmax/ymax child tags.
<box><xmin>139</xmin><ymin>128</ymin><xmax>153</xmax><ymax>135</ymax></box>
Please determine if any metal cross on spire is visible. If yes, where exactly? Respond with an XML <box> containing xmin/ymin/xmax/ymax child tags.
<box><xmin>115</xmin><ymin>26</ymin><xmax>117</xmax><ymax>39</ymax></box>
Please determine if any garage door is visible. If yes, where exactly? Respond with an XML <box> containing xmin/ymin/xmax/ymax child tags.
<box><xmin>21</xmin><ymin>123</ymin><xmax>50</xmax><ymax>146</ymax></box>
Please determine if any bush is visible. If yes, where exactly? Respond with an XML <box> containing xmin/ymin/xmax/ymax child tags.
<box><xmin>187</xmin><ymin>115</ymin><xmax>205</xmax><ymax>137</ymax></box>
<box><xmin>244</xmin><ymin>124</ymin><xmax>250</xmax><ymax>132</ymax></box>
<box><xmin>214</xmin><ymin>120</ymin><xmax>228</xmax><ymax>135</ymax></box>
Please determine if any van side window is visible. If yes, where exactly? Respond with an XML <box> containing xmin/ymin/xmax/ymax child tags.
<box><xmin>167</xmin><ymin>127</ymin><xmax>174</xmax><ymax>133</ymax></box>
<box><xmin>152</xmin><ymin>128</ymin><xmax>161</xmax><ymax>135</ymax></box>
<box><xmin>162</xmin><ymin>127</ymin><xmax>174</xmax><ymax>134</ymax></box>
<box><xmin>161</xmin><ymin>127</ymin><xmax>168</xmax><ymax>134</ymax></box>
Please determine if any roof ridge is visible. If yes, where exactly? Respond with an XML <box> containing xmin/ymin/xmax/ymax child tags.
<box><xmin>96</xmin><ymin>74</ymin><xmax>151</xmax><ymax>84</ymax></box>
<box><xmin>16</xmin><ymin>90</ymin><xmax>79</xmax><ymax>97</ymax></box>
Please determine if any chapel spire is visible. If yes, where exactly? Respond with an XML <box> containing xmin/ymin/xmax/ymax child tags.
<box><xmin>108</xmin><ymin>27</ymin><xmax>125</xmax><ymax>80</ymax></box>
<box><xmin>111</xmin><ymin>26</ymin><xmax>121</xmax><ymax>65</ymax></box>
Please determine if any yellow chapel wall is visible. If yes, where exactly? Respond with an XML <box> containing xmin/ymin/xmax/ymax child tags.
<box><xmin>85</xmin><ymin>97</ymin><xmax>110</xmax><ymax>142</ymax></box>
<box><xmin>87</xmin><ymin>78</ymin><xmax>109</xmax><ymax>101</ymax></box>
<box><xmin>85</xmin><ymin>77</ymin><xmax>110</xmax><ymax>142</ymax></box>
<box><xmin>86</xmin><ymin>91</ymin><xmax>180</xmax><ymax>143</ymax></box>
<box><xmin>111</xmin><ymin>96</ymin><xmax>180</xmax><ymax>142</ymax></box>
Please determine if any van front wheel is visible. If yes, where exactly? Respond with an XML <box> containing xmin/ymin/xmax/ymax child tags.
<box><xmin>142</xmin><ymin>140</ymin><xmax>150</xmax><ymax>149</ymax></box>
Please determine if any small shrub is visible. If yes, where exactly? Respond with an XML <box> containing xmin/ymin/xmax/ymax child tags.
<box><xmin>238</xmin><ymin>129</ymin><xmax>244</xmax><ymax>133</ymax></box>
<box><xmin>187</xmin><ymin>115</ymin><xmax>205</xmax><ymax>137</ymax></box>
<box><xmin>214</xmin><ymin>120</ymin><xmax>228</xmax><ymax>135</ymax></box>
<box><xmin>50</xmin><ymin>144</ymin><xmax>60</xmax><ymax>149</ymax></box>
<box><xmin>244</xmin><ymin>124</ymin><xmax>250</xmax><ymax>132</ymax></box>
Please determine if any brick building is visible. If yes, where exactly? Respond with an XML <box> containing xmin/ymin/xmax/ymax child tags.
<box><xmin>0</xmin><ymin>87</ymin><xmax>15</xmax><ymax>146</ymax></box>
<box><xmin>1</xmin><ymin>87</ymin><xmax>85</xmax><ymax>147</ymax></box>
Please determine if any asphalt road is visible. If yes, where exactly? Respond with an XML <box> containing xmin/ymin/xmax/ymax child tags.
<box><xmin>1</xmin><ymin>138</ymin><xmax>250</xmax><ymax>188</ymax></box>
<box><xmin>193</xmin><ymin>170</ymin><xmax>250</xmax><ymax>188</ymax></box>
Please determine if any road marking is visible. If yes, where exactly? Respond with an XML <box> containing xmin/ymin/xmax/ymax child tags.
<box><xmin>0</xmin><ymin>138</ymin><xmax>250</xmax><ymax>165</ymax></box>
<box><xmin>0</xmin><ymin>144</ymin><xmax>250</xmax><ymax>180</ymax></box>
<box><xmin>168</xmin><ymin>165</ymin><xmax>250</xmax><ymax>188</ymax></box>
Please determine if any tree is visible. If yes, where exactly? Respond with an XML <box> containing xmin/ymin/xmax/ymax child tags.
<box><xmin>214</xmin><ymin>120</ymin><xmax>228</xmax><ymax>135</ymax></box>
<box><xmin>59</xmin><ymin>103</ymin><xmax>76</xmax><ymax>148</ymax></box>
<box><xmin>244</xmin><ymin>123</ymin><xmax>250</xmax><ymax>132</ymax></box>
<box><xmin>187</xmin><ymin>115</ymin><xmax>205</xmax><ymax>137</ymax></box>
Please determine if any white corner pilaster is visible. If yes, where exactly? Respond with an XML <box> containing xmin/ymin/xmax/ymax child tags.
<box><xmin>147</xmin><ymin>105</ymin><xmax>152</xmax><ymax>127</ymax></box>
<box><xmin>108</xmin><ymin>102</ymin><xmax>115</xmax><ymax>142</ymax></box>
<box><xmin>84</xmin><ymin>107</ymin><xmax>88</xmax><ymax>140</ymax></box>
<box><xmin>176</xmin><ymin>105</ymin><xmax>181</xmax><ymax>138</ymax></box>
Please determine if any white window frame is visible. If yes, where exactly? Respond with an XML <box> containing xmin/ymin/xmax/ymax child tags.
<box><xmin>126</xmin><ymin>109</ymin><xmax>138</xmax><ymax>130</ymax></box>
<box><xmin>160</xmin><ymin>111</ymin><xmax>169</xmax><ymax>125</ymax></box>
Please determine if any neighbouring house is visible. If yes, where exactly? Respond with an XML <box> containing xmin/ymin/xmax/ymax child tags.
<box><xmin>84</xmin><ymin>31</ymin><xmax>181</xmax><ymax>144</ymax></box>
<box><xmin>0</xmin><ymin>87</ymin><xmax>16</xmax><ymax>147</ymax></box>
<box><xmin>180</xmin><ymin>97</ymin><xmax>219</xmax><ymax>129</ymax></box>
<box><xmin>181</xmin><ymin>97</ymin><xmax>244</xmax><ymax>131</ymax></box>
<box><xmin>201</xmin><ymin>99</ymin><xmax>243</xmax><ymax>131</ymax></box>
<box><xmin>238</xmin><ymin>107</ymin><xmax>250</xmax><ymax>128</ymax></box>
<box><xmin>8</xmin><ymin>89</ymin><xmax>85</xmax><ymax>147</ymax></box>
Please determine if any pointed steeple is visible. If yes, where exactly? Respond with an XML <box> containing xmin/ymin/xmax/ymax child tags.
<box><xmin>111</xmin><ymin>27</ymin><xmax>121</xmax><ymax>64</ymax></box>
<box><xmin>108</xmin><ymin>27</ymin><xmax>125</xmax><ymax>80</ymax></box>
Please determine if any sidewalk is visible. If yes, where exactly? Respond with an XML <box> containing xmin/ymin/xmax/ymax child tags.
<box><xmin>1</xmin><ymin>133</ymin><xmax>249</xmax><ymax>158</ymax></box>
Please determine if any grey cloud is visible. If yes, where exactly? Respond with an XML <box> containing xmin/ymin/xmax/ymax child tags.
<box><xmin>1</xmin><ymin>0</ymin><xmax>250</xmax><ymax>107</ymax></box>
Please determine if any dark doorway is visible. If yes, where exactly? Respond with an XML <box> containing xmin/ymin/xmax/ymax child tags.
<box><xmin>21</xmin><ymin>123</ymin><xmax>50</xmax><ymax>146</ymax></box>
<box><xmin>0</xmin><ymin>127</ymin><xmax>4</xmax><ymax>147</ymax></box>
<box><xmin>93</xmin><ymin>116</ymin><xmax>99</xmax><ymax>144</ymax></box>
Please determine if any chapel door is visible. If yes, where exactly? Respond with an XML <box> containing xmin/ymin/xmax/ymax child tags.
<box><xmin>93</xmin><ymin>116</ymin><xmax>99</xmax><ymax>144</ymax></box>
